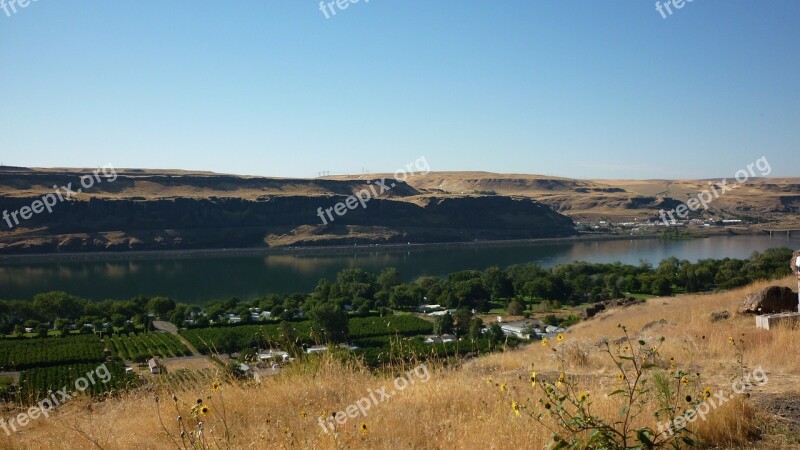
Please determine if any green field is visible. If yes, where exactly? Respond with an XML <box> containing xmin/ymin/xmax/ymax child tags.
<box><xmin>107</xmin><ymin>332</ymin><xmax>191</xmax><ymax>362</ymax></box>
<box><xmin>180</xmin><ymin>316</ymin><xmax>435</xmax><ymax>355</ymax></box>
<box><xmin>0</xmin><ymin>335</ymin><xmax>105</xmax><ymax>371</ymax></box>
<box><xmin>176</xmin><ymin>315</ymin><xmax>509</xmax><ymax>367</ymax></box>
<box><xmin>17</xmin><ymin>362</ymin><xmax>139</xmax><ymax>404</ymax></box>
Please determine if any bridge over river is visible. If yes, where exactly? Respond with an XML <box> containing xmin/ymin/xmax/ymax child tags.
<box><xmin>761</xmin><ymin>228</ymin><xmax>800</xmax><ymax>237</ymax></box>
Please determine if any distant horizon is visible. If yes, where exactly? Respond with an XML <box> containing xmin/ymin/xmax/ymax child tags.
<box><xmin>2</xmin><ymin>164</ymin><xmax>798</xmax><ymax>182</ymax></box>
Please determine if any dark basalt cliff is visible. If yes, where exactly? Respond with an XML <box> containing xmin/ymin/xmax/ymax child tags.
<box><xmin>0</xmin><ymin>193</ymin><xmax>576</xmax><ymax>254</ymax></box>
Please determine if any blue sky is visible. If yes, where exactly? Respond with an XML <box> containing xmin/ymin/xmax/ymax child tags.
<box><xmin>1</xmin><ymin>0</ymin><xmax>798</xmax><ymax>179</ymax></box>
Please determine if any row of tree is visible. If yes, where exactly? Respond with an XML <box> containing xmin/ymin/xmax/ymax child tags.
<box><xmin>0</xmin><ymin>247</ymin><xmax>792</xmax><ymax>334</ymax></box>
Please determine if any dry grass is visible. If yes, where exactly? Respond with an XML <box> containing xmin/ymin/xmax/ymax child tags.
<box><xmin>2</xmin><ymin>277</ymin><xmax>798</xmax><ymax>449</ymax></box>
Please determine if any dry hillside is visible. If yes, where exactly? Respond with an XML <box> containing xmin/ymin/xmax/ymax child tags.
<box><xmin>3</xmin><ymin>277</ymin><xmax>799</xmax><ymax>449</ymax></box>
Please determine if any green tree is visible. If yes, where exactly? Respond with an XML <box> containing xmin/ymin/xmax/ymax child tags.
<box><xmin>433</xmin><ymin>313</ymin><xmax>454</xmax><ymax>336</ymax></box>
<box><xmin>487</xmin><ymin>323</ymin><xmax>505</xmax><ymax>347</ymax></box>
<box><xmin>452</xmin><ymin>308</ymin><xmax>472</xmax><ymax>337</ymax></box>
<box><xmin>506</xmin><ymin>300</ymin><xmax>524</xmax><ymax>316</ymax></box>
<box><xmin>146</xmin><ymin>297</ymin><xmax>176</xmax><ymax>317</ymax></box>
<box><xmin>651</xmin><ymin>277</ymin><xmax>673</xmax><ymax>296</ymax></box>
<box><xmin>332</xmin><ymin>269</ymin><xmax>377</xmax><ymax>301</ymax></box>
<box><xmin>311</xmin><ymin>279</ymin><xmax>332</xmax><ymax>302</ymax></box>
<box><xmin>389</xmin><ymin>284</ymin><xmax>423</xmax><ymax>310</ymax></box>
<box><xmin>468</xmin><ymin>317</ymin><xmax>484</xmax><ymax>340</ymax></box>
<box><xmin>452</xmin><ymin>279</ymin><xmax>489</xmax><ymax>311</ymax></box>
<box><xmin>483</xmin><ymin>266</ymin><xmax>514</xmax><ymax>300</ymax></box>
<box><xmin>32</xmin><ymin>291</ymin><xmax>86</xmax><ymax>321</ymax></box>
<box><xmin>309</xmin><ymin>303</ymin><xmax>349</xmax><ymax>343</ymax></box>
<box><xmin>377</xmin><ymin>268</ymin><xmax>401</xmax><ymax>292</ymax></box>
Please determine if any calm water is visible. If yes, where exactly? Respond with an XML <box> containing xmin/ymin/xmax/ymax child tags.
<box><xmin>0</xmin><ymin>235</ymin><xmax>798</xmax><ymax>303</ymax></box>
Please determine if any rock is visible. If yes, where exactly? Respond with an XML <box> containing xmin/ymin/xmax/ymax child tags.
<box><xmin>606</xmin><ymin>297</ymin><xmax>644</xmax><ymax>308</ymax></box>
<box><xmin>612</xmin><ymin>337</ymin><xmax>628</xmax><ymax>346</ymax></box>
<box><xmin>582</xmin><ymin>297</ymin><xmax>645</xmax><ymax>320</ymax></box>
<box><xmin>641</xmin><ymin>319</ymin><xmax>668</xmax><ymax>331</ymax></box>
<box><xmin>582</xmin><ymin>302</ymin><xmax>606</xmax><ymax>319</ymax></box>
<box><xmin>738</xmin><ymin>286</ymin><xmax>798</xmax><ymax>315</ymax></box>
<box><xmin>710</xmin><ymin>310</ymin><xmax>730</xmax><ymax>322</ymax></box>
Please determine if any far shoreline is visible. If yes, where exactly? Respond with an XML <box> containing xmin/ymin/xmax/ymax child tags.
<box><xmin>0</xmin><ymin>228</ymin><xmax>754</xmax><ymax>264</ymax></box>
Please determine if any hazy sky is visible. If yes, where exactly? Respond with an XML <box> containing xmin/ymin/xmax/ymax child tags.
<box><xmin>1</xmin><ymin>1</ymin><xmax>798</xmax><ymax>179</ymax></box>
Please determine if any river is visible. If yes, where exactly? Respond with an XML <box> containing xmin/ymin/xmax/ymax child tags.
<box><xmin>0</xmin><ymin>235</ymin><xmax>797</xmax><ymax>303</ymax></box>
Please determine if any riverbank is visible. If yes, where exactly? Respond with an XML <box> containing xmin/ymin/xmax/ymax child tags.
<box><xmin>0</xmin><ymin>227</ymin><xmax>751</xmax><ymax>264</ymax></box>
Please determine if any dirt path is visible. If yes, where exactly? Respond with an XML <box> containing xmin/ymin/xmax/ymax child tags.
<box><xmin>748</xmin><ymin>372</ymin><xmax>800</xmax><ymax>448</ymax></box>
<box><xmin>152</xmin><ymin>320</ymin><xmax>201</xmax><ymax>357</ymax></box>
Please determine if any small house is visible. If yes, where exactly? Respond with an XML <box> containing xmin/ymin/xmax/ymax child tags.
<box><xmin>148</xmin><ymin>358</ymin><xmax>160</xmax><ymax>374</ymax></box>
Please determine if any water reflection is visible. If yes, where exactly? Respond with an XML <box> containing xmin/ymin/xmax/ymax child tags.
<box><xmin>0</xmin><ymin>235</ymin><xmax>797</xmax><ymax>303</ymax></box>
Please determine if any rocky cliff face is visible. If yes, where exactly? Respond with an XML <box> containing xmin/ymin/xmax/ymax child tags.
<box><xmin>0</xmin><ymin>191</ymin><xmax>576</xmax><ymax>254</ymax></box>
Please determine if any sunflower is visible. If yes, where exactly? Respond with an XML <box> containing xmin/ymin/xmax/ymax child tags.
<box><xmin>199</xmin><ymin>404</ymin><xmax>210</xmax><ymax>415</ymax></box>
<box><xmin>727</xmin><ymin>336</ymin><xmax>735</xmax><ymax>345</ymax></box>
<box><xmin>680</xmin><ymin>376</ymin><xmax>689</xmax><ymax>386</ymax></box>
<box><xmin>703</xmin><ymin>387</ymin><xmax>713</xmax><ymax>399</ymax></box>
<box><xmin>578</xmin><ymin>391</ymin><xmax>589</xmax><ymax>402</ymax></box>
<box><xmin>530</xmin><ymin>372</ymin><xmax>537</xmax><ymax>383</ymax></box>
<box><xmin>541</xmin><ymin>338</ymin><xmax>549</xmax><ymax>347</ymax></box>
<box><xmin>512</xmin><ymin>401</ymin><xmax>520</xmax><ymax>416</ymax></box>
<box><xmin>300</xmin><ymin>411</ymin><xmax>308</xmax><ymax>419</ymax></box>
<box><xmin>500</xmin><ymin>383</ymin><xmax>507</xmax><ymax>392</ymax></box>
<box><xmin>360</xmin><ymin>422</ymin><xmax>368</xmax><ymax>436</ymax></box>
<box><xmin>211</xmin><ymin>380</ymin><xmax>221</xmax><ymax>393</ymax></box>
<box><xmin>616</xmin><ymin>373</ymin><xmax>625</xmax><ymax>382</ymax></box>
<box><xmin>556</xmin><ymin>333</ymin><xmax>565</xmax><ymax>342</ymax></box>
<box><xmin>557</xmin><ymin>373</ymin><xmax>565</xmax><ymax>387</ymax></box>
<box><xmin>487</xmin><ymin>377</ymin><xmax>493</xmax><ymax>385</ymax></box>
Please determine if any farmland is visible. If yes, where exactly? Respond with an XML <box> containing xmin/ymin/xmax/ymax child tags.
<box><xmin>17</xmin><ymin>362</ymin><xmax>139</xmax><ymax>403</ymax></box>
<box><xmin>179</xmin><ymin>315</ymin><xmax>435</xmax><ymax>355</ymax></box>
<box><xmin>0</xmin><ymin>335</ymin><xmax>105</xmax><ymax>371</ymax></box>
<box><xmin>107</xmin><ymin>332</ymin><xmax>191</xmax><ymax>362</ymax></box>
<box><xmin>176</xmin><ymin>315</ymin><xmax>512</xmax><ymax>366</ymax></box>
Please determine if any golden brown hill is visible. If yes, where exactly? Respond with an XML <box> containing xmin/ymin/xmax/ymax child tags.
<box><xmin>3</xmin><ymin>277</ymin><xmax>798</xmax><ymax>449</ymax></box>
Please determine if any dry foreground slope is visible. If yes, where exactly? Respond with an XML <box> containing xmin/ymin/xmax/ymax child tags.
<box><xmin>4</xmin><ymin>277</ymin><xmax>799</xmax><ymax>449</ymax></box>
<box><xmin>1</xmin><ymin>168</ymin><xmax>799</xmax><ymax>254</ymax></box>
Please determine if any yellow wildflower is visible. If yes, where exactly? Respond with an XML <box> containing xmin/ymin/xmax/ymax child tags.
<box><xmin>703</xmin><ymin>387</ymin><xmax>713</xmax><ymax>399</ymax></box>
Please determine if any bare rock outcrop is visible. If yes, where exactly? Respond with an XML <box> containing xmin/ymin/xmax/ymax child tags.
<box><xmin>738</xmin><ymin>286</ymin><xmax>798</xmax><ymax>315</ymax></box>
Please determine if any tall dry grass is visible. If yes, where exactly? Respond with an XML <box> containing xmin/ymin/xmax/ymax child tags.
<box><xmin>1</xmin><ymin>277</ymin><xmax>797</xmax><ymax>449</ymax></box>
